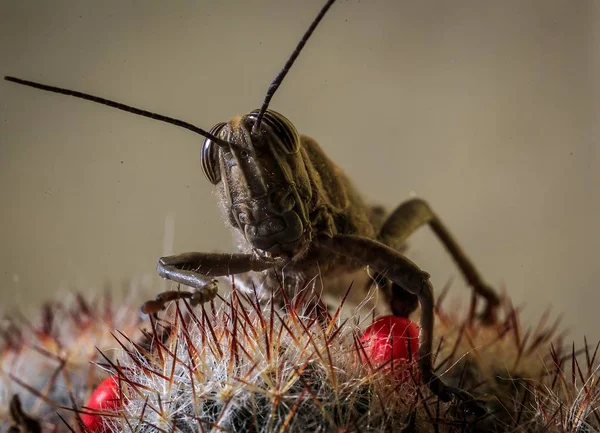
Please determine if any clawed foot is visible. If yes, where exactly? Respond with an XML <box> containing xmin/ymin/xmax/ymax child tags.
<box><xmin>426</xmin><ymin>371</ymin><xmax>488</xmax><ymax>418</ymax></box>
<box><xmin>437</xmin><ymin>384</ymin><xmax>487</xmax><ymax>418</ymax></box>
<box><xmin>141</xmin><ymin>280</ymin><xmax>219</xmax><ymax>315</ymax></box>
<box><xmin>473</xmin><ymin>283</ymin><xmax>502</xmax><ymax>326</ymax></box>
<box><xmin>477</xmin><ymin>302</ymin><xmax>498</xmax><ymax>326</ymax></box>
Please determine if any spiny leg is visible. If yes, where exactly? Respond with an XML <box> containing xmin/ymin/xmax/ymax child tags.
<box><xmin>318</xmin><ymin>234</ymin><xmax>484</xmax><ymax>411</ymax></box>
<box><xmin>378</xmin><ymin>198</ymin><xmax>500</xmax><ymax>324</ymax></box>
<box><xmin>147</xmin><ymin>252</ymin><xmax>274</xmax><ymax>314</ymax></box>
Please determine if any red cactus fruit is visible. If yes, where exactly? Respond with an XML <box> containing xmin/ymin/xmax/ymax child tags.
<box><xmin>360</xmin><ymin>315</ymin><xmax>420</xmax><ymax>381</ymax></box>
<box><xmin>80</xmin><ymin>375</ymin><xmax>121</xmax><ymax>432</ymax></box>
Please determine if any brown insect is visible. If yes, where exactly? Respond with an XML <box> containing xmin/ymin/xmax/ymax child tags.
<box><xmin>5</xmin><ymin>0</ymin><xmax>500</xmax><ymax>411</ymax></box>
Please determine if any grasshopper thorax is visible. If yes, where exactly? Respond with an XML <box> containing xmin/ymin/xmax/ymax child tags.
<box><xmin>201</xmin><ymin>109</ymin><xmax>313</xmax><ymax>259</ymax></box>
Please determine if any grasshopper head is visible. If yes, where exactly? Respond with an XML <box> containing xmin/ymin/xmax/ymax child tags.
<box><xmin>201</xmin><ymin>109</ymin><xmax>313</xmax><ymax>259</ymax></box>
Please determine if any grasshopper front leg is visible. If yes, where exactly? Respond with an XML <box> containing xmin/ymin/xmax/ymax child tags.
<box><xmin>318</xmin><ymin>234</ymin><xmax>482</xmax><ymax>407</ymax></box>
<box><xmin>378</xmin><ymin>198</ymin><xmax>501</xmax><ymax>324</ymax></box>
<box><xmin>144</xmin><ymin>252</ymin><xmax>274</xmax><ymax>314</ymax></box>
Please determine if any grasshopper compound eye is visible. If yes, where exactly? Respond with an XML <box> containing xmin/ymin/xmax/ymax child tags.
<box><xmin>201</xmin><ymin>122</ymin><xmax>227</xmax><ymax>185</ymax></box>
<box><xmin>201</xmin><ymin>110</ymin><xmax>300</xmax><ymax>185</ymax></box>
<box><xmin>247</xmin><ymin>109</ymin><xmax>301</xmax><ymax>154</ymax></box>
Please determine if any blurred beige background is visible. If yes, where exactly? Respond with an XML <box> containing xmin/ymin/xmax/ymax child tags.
<box><xmin>1</xmin><ymin>1</ymin><xmax>598</xmax><ymax>342</ymax></box>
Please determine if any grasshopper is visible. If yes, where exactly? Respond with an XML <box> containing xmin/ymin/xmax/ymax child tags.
<box><xmin>5</xmin><ymin>0</ymin><xmax>500</xmax><ymax>410</ymax></box>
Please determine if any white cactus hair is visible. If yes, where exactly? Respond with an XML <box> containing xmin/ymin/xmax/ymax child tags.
<box><xmin>103</xmin><ymin>286</ymin><xmax>432</xmax><ymax>433</ymax></box>
<box><xmin>2</xmin><ymin>282</ymin><xmax>600</xmax><ymax>433</ymax></box>
<box><xmin>0</xmin><ymin>288</ymin><xmax>144</xmax><ymax>432</ymax></box>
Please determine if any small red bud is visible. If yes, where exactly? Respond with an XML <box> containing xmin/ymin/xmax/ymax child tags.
<box><xmin>360</xmin><ymin>315</ymin><xmax>420</xmax><ymax>381</ymax></box>
<box><xmin>80</xmin><ymin>375</ymin><xmax>121</xmax><ymax>433</ymax></box>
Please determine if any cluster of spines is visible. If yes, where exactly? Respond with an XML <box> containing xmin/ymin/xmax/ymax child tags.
<box><xmin>1</xmin><ymin>283</ymin><xmax>599</xmax><ymax>432</ymax></box>
<box><xmin>0</xmin><ymin>289</ymin><xmax>144</xmax><ymax>432</ymax></box>
<box><xmin>99</xmin><ymin>287</ymin><xmax>440</xmax><ymax>432</ymax></box>
<box><xmin>432</xmin><ymin>285</ymin><xmax>599</xmax><ymax>433</ymax></box>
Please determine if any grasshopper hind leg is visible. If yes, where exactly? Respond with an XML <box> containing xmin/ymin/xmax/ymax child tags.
<box><xmin>378</xmin><ymin>198</ymin><xmax>501</xmax><ymax>324</ymax></box>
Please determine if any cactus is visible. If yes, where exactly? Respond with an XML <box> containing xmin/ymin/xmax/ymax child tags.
<box><xmin>0</xmin><ymin>290</ymin><xmax>144</xmax><ymax>432</ymax></box>
<box><xmin>2</xmin><ymin>283</ymin><xmax>598</xmax><ymax>433</ymax></box>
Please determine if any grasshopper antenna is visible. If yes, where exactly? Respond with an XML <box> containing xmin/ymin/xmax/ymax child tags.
<box><xmin>3</xmin><ymin>76</ymin><xmax>232</xmax><ymax>147</ymax></box>
<box><xmin>251</xmin><ymin>0</ymin><xmax>337</xmax><ymax>136</ymax></box>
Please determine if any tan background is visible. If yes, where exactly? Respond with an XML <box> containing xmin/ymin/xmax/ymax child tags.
<box><xmin>1</xmin><ymin>1</ymin><xmax>598</xmax><ymax>343</ymax></box>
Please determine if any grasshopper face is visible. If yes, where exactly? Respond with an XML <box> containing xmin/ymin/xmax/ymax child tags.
<box><xmin>201</xmin><ymin>109</ymin><xmax>313</xmax><ymax>259</ymax></box>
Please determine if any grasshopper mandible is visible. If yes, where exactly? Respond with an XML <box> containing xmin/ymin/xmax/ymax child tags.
<box><xmin>5</xmin><ymin>0</ymin><xmax>500</xmax><ymax>409</ymax></box>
